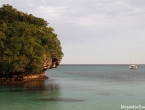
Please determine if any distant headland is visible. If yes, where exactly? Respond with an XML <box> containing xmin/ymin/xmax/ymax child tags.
<box><xmin>0</xmin><ymin>4</ymin><xmax>63</xmax><ymax>84</ymax></box>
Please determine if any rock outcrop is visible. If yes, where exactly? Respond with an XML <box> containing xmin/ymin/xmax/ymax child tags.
<box><xmin>0</xmin><ymin>54</ymin><xmax>61</xmax><ymax>84</ymax></box>
<box><xmin>0</xmin><ymin>72</ymin><xmax>48</xmax><ymax>84</ymax></box>
<box><xmin>43</xmin><ymin>54</ymin><xmax>60</xmax><ymax>70</ymax></box>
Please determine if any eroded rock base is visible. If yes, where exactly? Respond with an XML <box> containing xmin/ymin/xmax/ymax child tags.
<box><xmin>0</xmin><ymin>72</ymin><xmax>48</xmax><ymax>84</ymax></box>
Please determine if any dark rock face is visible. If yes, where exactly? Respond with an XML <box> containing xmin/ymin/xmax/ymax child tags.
<box><xmin>50</xmin><ymin>58</ymin><xmax>60</xmax><ymax>69</ymax></box>
<box><xmin>43</xmin><ymin>54</ymin><xmax>60</xmax><ymax>70</ymax></box>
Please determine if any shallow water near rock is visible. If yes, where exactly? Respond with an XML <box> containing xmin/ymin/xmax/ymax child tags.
<box><xmin>0</xmin><ymin>64</ymin><xmax>145</xmax><ymax>110</ymax></box>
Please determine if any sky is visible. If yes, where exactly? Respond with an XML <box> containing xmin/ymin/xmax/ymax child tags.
<box><xmin>0</xmin><ymin>0</ymin><xmax>145</xmax><ymax>64</ymax></box>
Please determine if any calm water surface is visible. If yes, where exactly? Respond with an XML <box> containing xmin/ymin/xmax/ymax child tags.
<box><xmin>0</xmin><ymin>64</ymin><xmax>145</xmax><ymax>110</ymax></box>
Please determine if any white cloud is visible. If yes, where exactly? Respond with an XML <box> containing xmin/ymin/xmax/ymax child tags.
<box><xmin>37</xmin><ymin>6</ymin><xmax>65</xmax><ymax>19</ymax></box>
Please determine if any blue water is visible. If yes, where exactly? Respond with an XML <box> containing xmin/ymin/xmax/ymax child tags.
<box><xmin>0</xmin><ymin>64</ymin><xmax>145</xmax><ymax>110</ymax></box>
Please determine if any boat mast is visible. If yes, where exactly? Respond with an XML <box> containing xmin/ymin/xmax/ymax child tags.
<box><xmin>129</xmin><ymin>52</ymin><xmax>137</xmax><ymax>69</ymax></box>
<box><xmin>132</xmin><ymin>52</ymin><xmax>134</xmax><ymax>65</ymax></box>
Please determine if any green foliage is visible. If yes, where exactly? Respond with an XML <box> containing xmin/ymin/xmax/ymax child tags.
<box><xmin>0</xmin><ymin>4</ymin><xmax>63</xmax><ymax>74</ymax></box>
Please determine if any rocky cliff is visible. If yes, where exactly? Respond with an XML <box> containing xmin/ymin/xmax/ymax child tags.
<box><xmin>0</xmin><ymin>54</ymin><xmax>61</xmax><ymax>84</ymax></box>
<box><xmin>43</xmin><ymin>54</ymin><xmax>60</xmax><ymax>70</ymax></box>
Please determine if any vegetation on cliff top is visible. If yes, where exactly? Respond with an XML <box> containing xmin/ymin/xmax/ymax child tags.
<box><xmin>0</xmin><ymin>4</ymin><xmax>63</xmax><ymax>75</ymax></box>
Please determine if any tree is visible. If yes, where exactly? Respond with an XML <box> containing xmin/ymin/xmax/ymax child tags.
<box><xmin>0</xmin><ymin>4</ymin><xmax>63</xmax><ymax>75</ymax></box>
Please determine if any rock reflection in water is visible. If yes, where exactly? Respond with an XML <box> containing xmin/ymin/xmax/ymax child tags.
<box><xmin>36</xmin><ymin>98</ymin><xmax>85</xmax><ymax>102</ymax></box>
<box><xmin>3</xmin><ymin>79</ymin><xmax>60</xmax><ymax>92</ymax></box>
<box><xmin>22</xmin><ymin>80</ymin><xmax>59</xmax><ymax>92</ymax></box>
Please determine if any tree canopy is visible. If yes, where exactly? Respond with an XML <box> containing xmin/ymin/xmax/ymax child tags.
<box><xmin>0</xmin><ymin>4</ymin><xmax>63</xmax><ymax>74</ymax></box>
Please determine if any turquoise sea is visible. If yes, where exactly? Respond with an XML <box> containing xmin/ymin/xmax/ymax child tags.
<box><xmin>0</xmin><ymin>64</ymin><xmax>145</xmax><ymax>110</ymax></box>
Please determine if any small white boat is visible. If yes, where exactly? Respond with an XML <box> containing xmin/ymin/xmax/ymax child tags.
<box><xmin>129</xmin><ymin>64</ymin><xmax>137</xmax><ymax>69</ymax></box>
<box><xmin>129</xmin><ymin>53</ymin><xmax>137</xmax><ymax>69</ymax></box>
